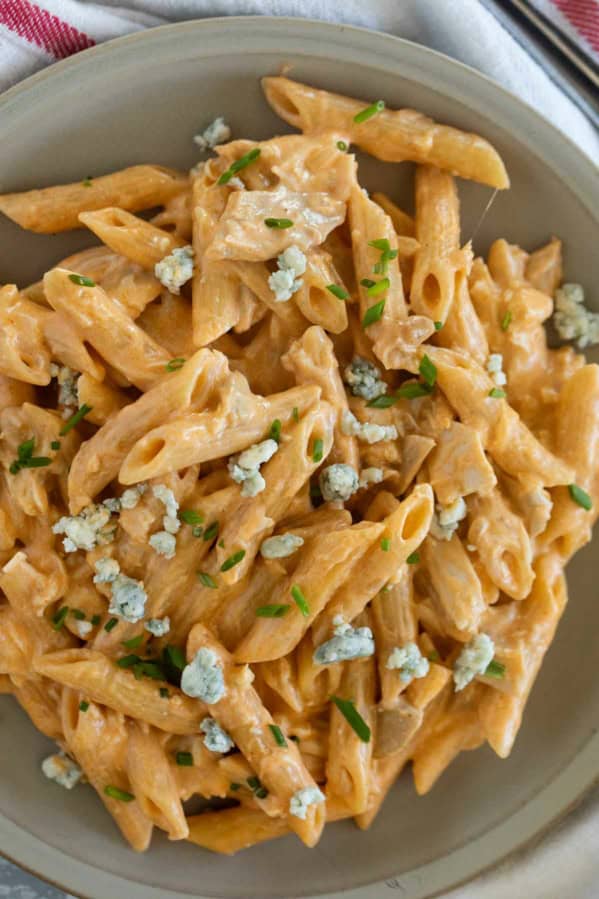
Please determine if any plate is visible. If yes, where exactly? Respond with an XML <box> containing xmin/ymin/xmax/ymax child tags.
<box><xmin>0</xmin><ymin>16</ymin><xmax>598</xmax><ymax>899</ymax></box>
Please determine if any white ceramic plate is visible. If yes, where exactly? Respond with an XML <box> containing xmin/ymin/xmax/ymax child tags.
<box><xmin>0</xmin><ymin>16</ymin><xmax>597</xmax><ymax>899</ymax></box>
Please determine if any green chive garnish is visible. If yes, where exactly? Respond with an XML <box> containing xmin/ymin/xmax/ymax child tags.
<box><xmin>291</xmin><ymin>584</ymin><xmax>310</xmax><ymax>617</ymax></box>
<box><xmin>312</xmin><ymin>438</ymin><xmax>324</xmax><ymax>463</ymax></box>
<box><xmin>485</xmin><ymin>659</ymin><xmax>506</xmax><ymax>679</ymax></box>
<box><xmin>59</xmin><ymin>404</ymin><xmax>92</xmax><ymax>435</ymax></box>
<box><xmin>122</xmin><ymin>634</ymin><xmax>144</xmax><ymax>650</ymax></box>
<box><xmin>104</xmin><ymin>785</ymin><xmax>134</xmax><ymax>802</ymax></box>
<box><xmin>165</xmin><ymin>357</ymin><xmax>185</xmax><ymax>372</ymax></box>
<box><xmin>269</xmin><ymin>724</ymin><xmax>287</xmax><ymax>747</ymax></box>
<box><xmin>397</xmin><ymin>382</ymin><xmax>433</xmax><ymax>399</ymax></box>
<box><xmin>218</xmin><ymin>539</ymin><xmax>225</xmax><ymax>548</ymax></box>
<box><xmin>221</xmin><ymin>549</ymin><xmax>246</xmax><ymax>572</ymax></box>
<box><xmin>91</xmin><ymin>614</ymin><xmax>101</xmax><ymax>626</ymax></box>
<box><xmin>362</xmin><ymin>299</ymin><xmax>386</xmax><ymax>329</ymax></box>
<box><xmin>264</xmin><ymin>218</ymin><xmax>293</xmax><ymax>229</ymax></box>
<box><xmin>230</xmin><ymin>782</ymin><xmax>242</xmax><ymax>791</ymax></box>
<box><xmin>13</xmin><ymin>456</ymin><xmax>52</xmax><ymax>470</ymax></box>
<box><xmin>104</xmin><ymin>617</ymin><xmax>118</xmax><ymax>632</ymax></box>
<box><xmin>366</xmin><ymin>277</ymin><xmax>390</xmax><ymax>297</ymax></box>
<box><xmin>353</xmin><ymin>99</ymin><xmax>385</xmax><ymax>124</ymax></box>
<box><xmin>292</xmin><ymin>406</ymin><xmax>299</xmax><ymax>422</ymax></box>
<box><xmin>269</xmin><ymin>419</ymin><xmax>282</xmax><ymax>443</ymax></box>
<box><xmin>501</xmin><ymin>310</ymin><xmax>512</xmax><ymax>331</ymax></box>
<box><xmin>203</xmin><ymin>521</ymin><xmax>219</xmax><ymax>542</ymax></box>
<box><xmin>368</xmin><ymin>238</ymin><xmax>391</xmax><ymax>252</ymax></box>
<box><xmin>256</xmin><ymin>604</ymin><xmax>290</xmax><ymax>618</ymax></box>
<box><xmin>179</xmin><ymin>509</ymin><xmax>203</xmax><ymax>526</ymax></box>
<box><xmin>255</xmin><ymin>787</ymin><xmax>268</xmax><ymax>799</ymax></box>
<box><xmin>198</xmin><ymin>571</ymin><xmax>217</xmax><ymax>588</ymax></box>
<box><xmin>381</xmin><ymin>537</ymin><xmax>391</xmax><ymax>552</ymax></box>
<box><xmin>360</xmin><ymin>278</ymin><xmax>376</xmax><ymax>289</ymax></box>
<box><xmin>434</xmin><ymin>321</ymin><xmax>443</xmax><ymax>331</ymax></box>
<box><xmin>331</xmin><ymin>696</ymin><xmax>371</xmax><ymax>742</ymax></box>
<box><xmin>336</xmin><ymin>140</ymin><xmax>348</xmax><ymax>151</ymax></box>
<box><xmin>163</xmin><ymin>644</ymin><xmax>186</xmax><ymax>671</ymax></box>
<box><xmin>406</xmin><ymin>551</ymin><xmax>420</xmax><ymax>565</ymax></box>
<box><xmin>116</xmin><ymin>654</ymin><xmax>141</xmax><ymax>669</ymax></box>
<box><xmin>10</xmin><ymin>438</ymin><xmax>52</xmax><ymax>473</ymax></box>
<box><xmin>217</xmin><ymin>147</ymin><xmax>261</xmax><ymax>185</ymax></box>
<box><xmin>428</xmin><ymin>650</ymin><xmax>440</xmax><ymax>663</ymax></box>
<box><xmin>489</xmin><ymin>388</ymin><xmax>506</xmax><ymax>398</ymax></box>
<box><xmin>419</xmin><ymin>355</ymin><xmax>437</xmax><ymax>388</ymax></box>
<box><xmin>246</xmin><ymin>775</ymin><xmax>260</xmax><ymax>790</ymax></box>
<box><xmin>159</xmin><ymin>687</ymin><xmax>169</xmax><ymax>698</ymax></box>
<box><xmin>50</xmin><ymin>440</ymin><xmax>61</xmax><ymax>450</ymax></box>
<box><xmin>70</xmin><ymin>608</ymin><xmax>86</xmax><ymax>621</ymax></box>
<box><xmin>79</xmin><ymin>701</ymin><xmax>89</xmax><ymax>712</ymax></box>
<box><xmin>51</xmin><ymin>606</ymin><xmax>69</xmax><ymax>631</ymax></box>
<box><xmin>326</xmin><ymin>283</ymin><xmax>349</xmax><ymax>301</ymax></box>
<box><xmin>569</xmin><ymin>483</ymin><xmax>592</xmax><ymax>510</ymax></box>
<box><xmin>68</xmin><ymin>274</ymin><xmax>95</xmax><ymax>287</ymax></box>
<box><xmin>175</xmin><ymin>751</ymin><xmax>194</xmax><ymax>767</ymax></box>
<box><xmin>366</xmin><ymin>395</ymin><xmax>396</xmax><ymax>409</ymax></box>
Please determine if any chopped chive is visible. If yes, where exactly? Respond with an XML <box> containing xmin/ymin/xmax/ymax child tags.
<box><xmin>165</xmin><ymin>357</ymin><xmax>185</xmax><ymax>372</ymax></box>
<box><xmin>569</xmin><ymin>483</ymin><xmax>592</xmax><ymax>510</ymax></box>
<box><xmin>312</xmin><ymin>438</ymin><xmax>324</xmax><ymax>463</ymax></box>
<box><xmin>79</xmin><ymin>700</ymin><xmax>90</xmax><ymax>712</ymax></box>
<box><xmin>10</xmin><ymin>437</ymin><xmax>53</xmax><ymax>472</ymax></box>
<box><xmin>380</xmin><ymin>537</ymin><xmax>391</xmax><ymax>552</ymax></box>
<box><xmin>360</xmin><ymin>278</ymin><xmax>376</xmax><ymax>289</ymax></box>
<box><xmin>501</xmin><ymin>309</ymin><xmax>512</xmax><ymax>331</ymax></box>
<box><xmin>246</xmin><ymin>776</ymin><xmax>261</xmax><ymax>790</ymax></box>
<box><xmin>135</xmin><ymin>660</ymin><xmax>166</xmax><ymax>681</ymax></box>
<box><xmin>353</xmin><ymin>99</ymin><xmax>385</xmax><ymax>124</ymax></box>
<box><xmin>159</xmin><ymin>687</ymin><xmax>169</xmax><ymax>698</ymax></box>
<box><xmin>116</xmin><ymin>654</ymin><xmax>141</xmax><ymax>669</ymax></box>
<box><xmin>175</xmin><ymin>751</ymin><xmax>194</xmax><ymax>767</ymax></box>
<box><xmin>292</xmin><ymin>406</ymin><xmax>299</xmax><ymax>422</ymax></box>
<box><xmin>366</xmin><ymin>277</ymin><xmax>390</xmax><ymax>297</ymax></box>
<box><xmin>256</xmin><ymin>604</ymin><xmax>290</xmax><ymax>618</ymax></box>
<box><xmin>179</xmin><ymin>508</ymin><xmax>204</xmax><ymax>526</ymax></box>
<box><xmin>362</xmin><ymin>299</ymin><xmax>386</xmax><ymax>328</ymax></box>
<box><xmin>68</xmin><ymin>273</ymin><xmax>95</xmax><ymax>287</ymax></box>
<box><xmin>368</xmin><ymin>238</ymin><xmax>391</xmax><ymax>252</ymax></box>
<box><xmin>220</xmin><ymin>549</ymin><xmax>246</xmax><ymax>572</ymax></box>
<box><xmin>90</xmin><ymin>614</ymin><xmax>101</xmax><ymax>627</ymax></box>
<box><xmin>70</xmin><ymin>608</ymin><xmax>86</xmax><ymax>621</ymax></box>
<box><xmin>309</xmin><ymin>483</ymin><xmax>322</xmax><ymax>500</ymax></box>
<box><xmin>489</xmin><ymin>388</ymin><xmax>506</xmax><ymax>399</ymax></box>
<box><xmin>163</xmin><ymin>644</ymin><xmax>186</xmax><ymax>671</ymax></box>
<box><xmin>396</xmin><ymin>382</ymin><xmax>433</xmax><ymax>399</ymax></box>
<box><xmin>17</xmin><ymin>456</ymin><xmax>52</xmax><ymax>469</ymax></box>
<box><xmin>59</xmin><ymin>404</ymin><xmax>92</xmax><ymax>436</ymax></box>
<box><xmin>264</xmin><ymin>217</ymin><xmax>293</xmax><ymax>229</ymax></box>
<box><xmin>218</xmin><ymin>539</ymin><xmax>225</xmax><ymax>548</ymax></box>
<box><xmin>428</xmin><ymin>650</ymin><xmax>440</xmax><ymax>663</ymax></box>
<box><xmin>122</xmin><ymin>634</ymin><xmax>144</xmax><ymax>650</ymax></box>
<box><xmin>192</xmin><ymin>525</ymin><xmax>203</xmax><ymax>538</ymax></box>
<box><xmin>434</xmin><ymin>321</ymin><xmax>443</xmax><ymax>331</ymax></box>
<box><xmin>50</xmin><ymin>440</ymin><xmax>61</xmax><ymax>450</ymax></box>
<box><xmin>82</xmin><ymin>177</ymin><xmax>93</xmax><ymax>187</ymax></box>
<box><xmin>51</xmin><ymin>606</ymin><xmax>69</xmax><ymax>631</ymax></box>
<box><xmin>366</xmin><ymin>394</ymin><xmax>397</xmax><ymax>409</ymax></box>
<box><xmin>331</xmin><ymin>696</ymin><xmax>371</xmax><ymax>742</ymax></box>
<box><xmin>217</xmin><ymin>147</ymin><xmax>261</xmax><ymax>185</ymax></box>
<box><xmin>198</xmin><ymin>571</ymin><xmax>217</xmax><ymax>588</ymax></box>
<box><xmin>291</xmin><ymin>584</ymin><xmax>310</xmax><ymax>617</ymax></box>
<box><xmin>418</xmin><ymin>355</ymin><xmax>437</xmax><ymax>388</ymax></box>
<box><xmin>17</xmin><ymin>438</ymin><xmax>35</xmax><ymax>460</ymax></box>
<box><xmin>485</xmin><ymin>659</ymin><xmax>506</xmax><ymax>679</ymax></box>
<box><xmin>230</xmin><ymin>782</ymin><xmax>242</xmax><ymax>791</ymax></box>
<box><xmin>255</xmin><ymin>787</ymin><xmax>269</xmax><ymax>799</ymax></box>
<box><xmin>9</xmin><ymin>462</ymin><xmax>20</xmax><ymax>474</ymax></box>
<box><xmin>203</xmin><ymin>521</ymin><xmax>219</xmax><ymax>542</ymax></box>
<box><xmin>104</xmin><ymin>617</ymin><xmax>118</xmax><ymax>632</ymax></box>
<box><xmin>104</xmin><ymin>785</ymin><xmax>134</xmax><ymax>802</ymax></box>
<box><xmin>269</xmin><ymin>419</ymin><xmax>282</xmax><ymax>443</ymax></box>
<box><xmin>336</xmin><ymin>140</ymin><xmax>348</xmax><ymax>151</ymax></box>
<box><xmin>268</xmin><ymin>724</ymin><xmax>287</xmax><ymax>747</ymax></box>
<box><xmin>406</xmin><ymin>551</ymin><xmax>420</xmax><ymax>565</ymax></box>
<box><xmin>326</xmin><ymin>283</ymin><xmax>349</xmax><ymax>301</ymax></box>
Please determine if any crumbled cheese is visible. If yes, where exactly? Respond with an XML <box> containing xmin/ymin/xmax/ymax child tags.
<box><xmin>93</xmin><ymin>557</ymin><xmax>120</xmax><ymax>584</ymax></box>
<box><xmin>341</xmin><ymin>409</ymin><xmax>398</xmax><ymax>444</ymax></box>
<box><xmin>430</xmin><ymin>497</ymin><xmax>467</xmax><ymax>541</ymax></box>
<box><xmin>453</xmin><ymin>633</ymin><xmax>495</xmax><ymax>692</ymax></box>
<box><xmin>53</xmin><ymin>504</ymin><xmax>115</xmax><ymax>553</ymax></box>
<box><xmin>108</xmin><ymin>574</ymin><xmax>147</xmax><ymax>623</ymax></box>
<box><xmin>319</xmin><ymin>464</ymin><xmax>359</xmax><ymax>502</ymax></box>
<box><xmin>151</xmin><ymin>484</ymin><xmax>180</xmax><ymax>552</ymax></box>
<box><xmin>260</xmin><ymin>533</ymin><xmax>304</xmax><ymax>559</ymax></box>
<box><xmin>386</xmin><ymin>642</ymin><xmax>430</xmax><ymax>683</ymax></box>
<box><xmin>268</xmin><ymin>244</ymin><xmax>306</xmax><ymax>302</ymax></box>
<box><xmin>102</xmin><ymin>497</ymin><xmax>121</xmax><ymax>514</ymax></box>
<box><xmin>152</xmin><ymin>485</ymin><xmax>179</xmax><ymax>525</ymax></box>
<box><xmin>144</xmin><ymin>617</ymin><xmax>171</xmax><ymax>637</ymax></box>
<box><xmin>50</xmin><ymin>364</ymin><xmax>79</xmax><ymax>416</ymax></box>
<box><xmin>75</xmin><ymin>620</ymin><xmax>93</xmax><ymax>638</ymax></box>
<box><xmin>149</xmin><ymin>531</ymin><xmax>176</xmax><ymax>559</ymax></box>
<box><xmin>486</xmin><ymin>353</ymin><xmax>507</xmax><ymax>388</ymax></box>
<box><xmin>228</xmin><ymin>438</ymin><xmax>278</xmax><ymax>497</ymax></box>
<box><xmin>193</xmin><ymin>116</ymin><xmax>232</xmax><ymax>151</ymax></box>
<box><xmin>289</xmin><ymin>786</ymin><xmax>325</xmax><ymax>820</ymax></box>
<box><xmin>181</xmin><ymin>648</ymin><xmax>226</xmax><ymax>704</ymax></box>
<box><xmin>200</xmin><ymin>717</ymin><xmax>235</xmax><ymax>753</ymax></box>
<box><xmin>343</xmin><ymin>356</ymin><xmax>387</xmax><ymax>401</ymax></box>
<box><xmin>41</xmin><ymin>752</ymin><xmax>82</xmax><ymax>789</ymax></box>
<box><xmin>120</xmin><ymin>484</ymin><xmax>147</xmax><ymax>510</ymax></box>
<box><xmin>553</xmin><ymin>283</ymin><xmax>599</xmax><ymax>349</ymax></box>
<box><xmin>313</xmin><ymin>618</ymin><xmax>375</xmax><ymax>665</ymax></box>
<box><xmin>154</xmin><ymin>246</ymin><xmax>194</xmax><ymax>295</ymax></box>
<box><xmin>358</xmin><ymin>467</ymin><xmax>384</xmax><ymax>489</ymax></box>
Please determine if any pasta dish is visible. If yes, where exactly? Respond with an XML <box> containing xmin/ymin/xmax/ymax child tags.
<box><xmin>0</xmin><ymin>76</ymin><xmax>597</xmax><ymax>855</ymax></box>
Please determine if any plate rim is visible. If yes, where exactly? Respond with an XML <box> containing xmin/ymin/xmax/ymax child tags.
<box><xmin>0</xmin><ymin>14</ymin><xmax>598</xmax><ymax>899</ymax></box>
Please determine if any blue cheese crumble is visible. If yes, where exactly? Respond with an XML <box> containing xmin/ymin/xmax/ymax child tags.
<box><xmin>93</xmin><ymin>557</ymin><xmax>120</xmax><ymax>584</ymax></box>
<box><xmin>260</xmin><ymin>533</ymin><xmax>304</xmax><ymax>559</ymax></box>
<box><xmin>154</xmin><ymin>246</ymin><xmax>194</xmax><ymax>295</ymax></box>
<box><xmin>50</xmin><ymin>363</ymin><xmax>79</xmax><ymax>417</ymax></box>
<box><xmin>486</xmin><ymin>353</ymin><xmax>507</xmax><ymax>387</ymax></box>
<box><xmin>313</xmin><ymin>616</ymin><xmax>375</xmax><ymax>665</ymax></box>
<box><xmin>200</xmin><ymin>717</ymin><xmax>235</xmax><ymax>753</ymax></box>
<box><xmin>553</xmin><ymin>282</ymin><xmax>599</xmax><ymax>348</ymax></box>
<box><xmin>193</xmin><ymin>117</ymin><xmax>232</xmax><ymax>151</ymax></box>
<box><xmin>358</xmin><ymin>467</ymin><xmax>384</xmax><ymax>489</ymax></box>
<box><xmin>268</xmin><ymin>245</ymin><xmax>306</xmax><ymax>302</ymax></box>
<box><xmin>386</xmin><ymin>642</ymin><xmax>430</xmax><ymax>683</ymax></box>
<box><xmin>149</xmin><ymin>530</ymin><xmax>176</xmax><ymax>559</ymax></box>
<box><xmin>341</xmin><ymin>410</ymin><xmax>398</xmax><ymax>444</ymax></box>
<box><xmin>144</xmin><ymin>617</ymin><xmax>170</xmax><ymax>637</ymax></box>
<box><xmin>120</xmin><ymin>484</ymin><xmax>147</xmax><ymax>510</ymax></box>
<box><xmin>41</xmin><ymin>751</ymin><xmax>82</xmax><ymax>789</ymax></box>
<box><xmin>343</xmin><ymin>356</ymin><xmax>387</xmax><ymax>401</ymax></box>
<box><xmin>289</xmin><ymin>786</ymin><xmax>325</xmax><ymax>820</ymax></box>
<box><xmin>319</xmin><ymin>463</ymin><xmax>359</xmax><ymax>502</ymax></box>
<box><xmin>108</xmin><ymin>574</ymin><xmax>147</xmax><ymax>623</ymax></box>
<box><xmin>453</xmin><ymin>633</ymin><xmax>495</xmax><ymax>691</ymax></box>
<box><xmin>228</xmin><ymin>438</ymin><xmax>278</xmax><ymax>497</ymax></box>
<box><xmin>430</xmin><ymin>496</ymin><xmax>467</xmax><ymax>541</ymax></box>
<box><xmin>53</xmin><ymin>504</ymin><xmax>116</xmax><ymax>553</ymax></box>
<box><xmin>181</xmin><ymin>648</ymin><xmax>226</xmax><ymax>704</ymax></box>
<box><xmin>149</xmin><ymin>485</ymin><xmax>180</xmax><ymax>558</ymax></box>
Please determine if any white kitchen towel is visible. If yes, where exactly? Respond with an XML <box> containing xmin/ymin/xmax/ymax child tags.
<box><xmin>0</xmin><ymin>3</ymin><xmax>597</xmax><ymax>899</ymax></box>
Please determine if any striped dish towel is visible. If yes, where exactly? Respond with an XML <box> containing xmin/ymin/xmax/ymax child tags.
<box><xmin>529</xmin><ymin>0</ymin><xmax>599</xmax><ymax>60</ymax></box>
